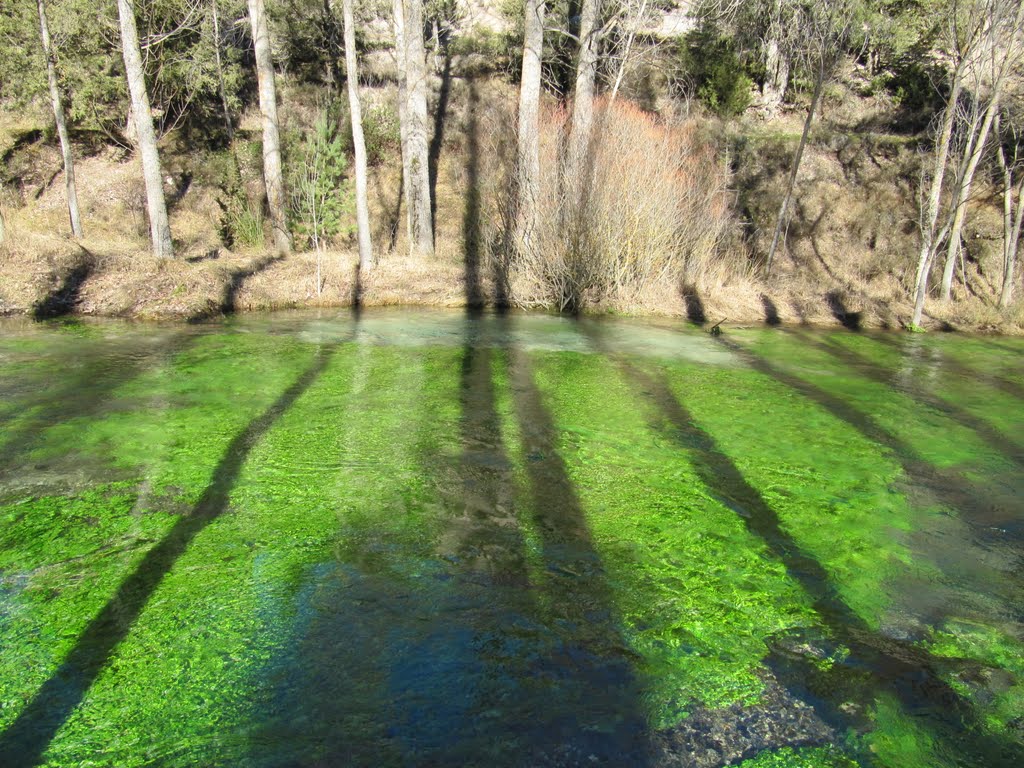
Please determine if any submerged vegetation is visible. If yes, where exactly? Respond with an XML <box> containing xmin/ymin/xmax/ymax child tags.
<box><xmin>0</xmin><ymin>310</ymin><xmax>1022</xmax><ymax>766</ymax></box>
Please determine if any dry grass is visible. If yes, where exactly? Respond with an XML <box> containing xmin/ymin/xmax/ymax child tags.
<box><xmin>1</xmin><ymin>78</ymin><xmax>1021</xmax><ymax>333</ymax></box>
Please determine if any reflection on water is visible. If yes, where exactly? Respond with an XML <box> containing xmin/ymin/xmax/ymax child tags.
<box><xmin>0</xmin><ymin>309</ymin><xmax>1022</xmax><ymax>768</ymax></box>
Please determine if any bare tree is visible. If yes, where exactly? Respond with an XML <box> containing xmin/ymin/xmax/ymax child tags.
<box><xmin>247</xmin><ymin>0</ymin><xmax>292</xmax><ymax>254</ymax></box>
<box><xmin>911</xmin><ymin>0</ymin><xmax>993</xmax><ymax>327</ymax></box>
<box><xmin>37</xmin><ymin>0</ymin><xmax>82</xmax><ymax>238</ymax></box>
<box><xmin>393</xmin><ymin>0</ymin><xmax>433</xmax><ymax>256</ymax></box>
<box><xmin>996</xmin><ymin>110</ymin><xmax>1024</xmax><ymax>307</ymax></box>
<box><xmin>211</xmin><ymin>0</ymin><xmax>234</xmax><ymax>142</ymax></box>
<box><xmin>938</xmin><ymin>0</ymin><xmax>1024</xmax><ymax>300</ymax></box>
<box><xmin>517</xmin><ymin>0</ymin><xmax>546</xmax><ymax>254</ymax></box>
<box><xmin>570</xmin><ymin>0</ymin><xmax>600</xmax><ymax>157</ymax></box>
<box><xmin>340</xmin><ymin>0</ymin><xmax>373</xmax><ymax>269</ymax></box>
<box><xmin>765</xmin><ymin>0</ymin><xmax>852</xmax><ymax>275</ymax></box>
<box><xmin>116</xmin><ymin>0</ymin><xmax>174</xmax><ymax>258</ymax></box>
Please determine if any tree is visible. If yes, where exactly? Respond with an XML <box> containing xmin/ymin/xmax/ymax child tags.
<box><xmin>911</xmin><ymin>0</ymin><xmax>1018</xmax><ymax>326</ymax></box>
<box><xmin>248</xmin><ymin>0</ymin><xmax>292</xmax><ymax>254</ymax></box>
<box><xmin>392</xmin><ymin>0</ymin><xmax>433</xmax><ymax>256</ymax></box>
<box><xmin>765</xmin><ymin>0</ymin><xmax>853</xmax><ymax>275</ymax></box>
<box><xmin>211</xmin><ymin>0</ymin><xmax>234</xmax><ymax>141</ymax></box>
<box><xmin>340</xmin><ymin>0</ymin><xmax>372</xmax><ymax>269</ymax></box>
<box><xmin>116</xmin><ymin>0</ymin><xmax>174</xmax><ymax>257</ymax></box>
<box><xmin>37</xmin><ymin>0</ymin><xmax>83</xmax><ymax>238</ymax></box>
<box><xmin>938</xmin><ymin>0</ymin><xmax>1024</xmax><ymax>300</ymax></box>
<box><xmin>570</xmin><ymin>0</ymin><xmax>600</xmax><ymax>158</ymax></box>
<box><xmin>517</xmin><ymin>0</ymin><xmax>546</xmax><ymax>254</ymax></box>
<box><xmin>996</xmin><ymin>109</ymin><xmax>1024</xmax><ymax>308</ymax></box>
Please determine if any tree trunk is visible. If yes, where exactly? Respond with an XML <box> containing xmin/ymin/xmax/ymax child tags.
<box><xmin>570</xmin><ymin>0</ymin><xmax>599</xmax><ymax>158</ymax></box>
<box><xmin>247</xmin><ymin>0</ymin><xmax>292</xmax><ymax>254</ymax></box>
<box><xmin>609</xmin><ymin>0</ymin><xmax>647</xmax><ymax>105</ymax></box>
<box><xmin>340</xmin><ymin>0</ymin><xmax>373</xmax><ymax>269</ymax></box>
<box><xmin>212</xmin><ymin>0</ymin><xmax>234</xmax><ymax>142</ymax></box>
<box><xmin>911</xmin><ymin>64</ymin><xmax>967</xmax><ymax>327</ymax></box>
<box><xmin>997</xmin><ymin>129</ymin><xmax>1024</xmax><ymax>308</ymax></box>
<box><xmin>393</xmin><ymin>0</ymin><xmax>433</xmax><ymax>256</ymax></box>
<box><xmin>765</xmin><ymin>69</ymin><xmax>822</xmax><ymax>275</ymax></box>
<box><xmin>760</xmin><ymin>0</ymin><xmax>789</xmax><ymax>118</ymax></box>
<box><xmin>38</xmin><ymin>0</ymin><xmax>83</xmax><ymax>239</ymax></box>
<box><xmin>517</xmin><ymin>0</ymin><xmax>545</xmax><ymax>253</ymax></box>
<box><xmin>116</xmin><ymin>0</ymin><xmax>173</xmax><ymax>258</ymax></box>
<box><xmin>939</xmin><ymin>93</ymin><xmax>1002</xmax><ymax>300</ymax></box>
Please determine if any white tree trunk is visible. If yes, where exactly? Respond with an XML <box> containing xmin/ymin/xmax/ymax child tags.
<box><xmin>570</xmin><ymin>0</ymin><xmax>599</xmax><ymax>159</ymax></box>
<box><xmin>116</xmin><ymin>0</ymin><xmax>173</xmax><ymax>258</ymax></box>
<box><xmin>940</xmin><ymin>92</ymin><xmax>1004</xmax><ymax>300</ymax></box>
<box><xmin>38</xmin><ymin>0</ymin><xmax>82</xmax><ymax>239</ymax></box>
<box><xmin>341</xmin><ymin>0</ymin><xmax>373</xmax><ymax>269</ymax></box>
<box><xmin>247</xmin><ymin>0</ymin><xmax>292</xmax><ymax>255</ymax></box>
<box><xmin>517</xmin><ymin>0</ymin><xmax>545</xmax><ymax>253</ymax></box>
<box><xmin>998</xmin><ymin>135</ymin><xmax>1024</xmax><ymax>308</ymax></box>
<box><xmin>911</xmin><ymin>65</ymin><xmax>966</xmax><ymax>327</ymax></box>
<box><xmin>609</xmin><ymin>0</ymin><xmax>647</xmax><ymax>105</ymax></box>
<box><xmin>212</xmin><ymin>0</ymin><xmax>234</xmax><ymax>142</ymax></box>
<box><xmin>393</xmin><ymin>0</ymin><xmax>433</xmax><ymax>256</ymax></box>
<box><xmin>760</xmin><ymin>0</ymin><xmax>789</xmax><ymax>118</ymax></box>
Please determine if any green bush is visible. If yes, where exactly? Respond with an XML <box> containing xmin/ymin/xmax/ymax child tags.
<box><xmin>358</xmin><ymin>102</ymin><xmax>401</xmax><ymax>166</ymax></box>
<box><xmin>215</xmin><ymin>151</ymin><xmax>265</xmax><ymax>249</ymax></box>
<box><xmin>677</xmin><ymin>30</ymin><xmax>753</xmax><ymax>118</ymax></box>
<box><xmin>288</xmin><ymin>105</ymin><xmax>354</xmax><ymax>249</ymax></box>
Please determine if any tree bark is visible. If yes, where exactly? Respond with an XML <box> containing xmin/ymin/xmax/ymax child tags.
<box><xmin>517</xmin><ymin>0</ymin><xmax>545</xmax><ymax>254</ymax></box>
<box><xmin>997</xmin><ymin>123</ymin><xmax>1024</xmax><ymax>308</ymax></box>
<box><xmin>911</xmin><ymin>62</ymin><xmax>967</xmax><ymax>327</ymax></box>
<box><xmin>38</xmin><ymin>0</ymin><xmax>83</xmax><ymax>239</ymax></box>
<box><xmin>340</xmin><ymin>0</ymin><xmax>373</xmax><ymax>269</ymax></box>
<box><xmin>211</xmin><ymin>0</ymin><xmax>234</xmax><ymax>142</ymax></box>
<box><xmin>609</xmin><ymin>0</ymin><xmax>647</xmax><ymax>105</ymax></box>
<box><xmin>765</xmin><ymin>68</ymin><xmax>822</xmax><ymax>275</ymax></box>
<box><xmin>247</xmin><ymin>0</ymin><xmax>292</xmax><ymax>255</ymax></box>
<box><xmin>760</xmin><ymin>0</ymin><xmax>789</xmax><ymax>118</ymax></box>
<box><xmin>393</xmin><ymin>0</ymin><xmax>433</xmax><ymax>256</ymax></box>
<box><xmin>570</xmin><ymin>0</ymin><xmax>599</xmax><ymax>158</ymax></box>
<box><xmin>116</xmin><ymin>0</ymin><xmax>173</xmax><ymax>258</ymax></box>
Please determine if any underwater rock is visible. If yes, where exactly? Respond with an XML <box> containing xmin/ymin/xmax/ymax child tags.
<box><xmin>650</xmin><ymin>673</ymin><xmax>835</xmax><ymax>767</ymax></box>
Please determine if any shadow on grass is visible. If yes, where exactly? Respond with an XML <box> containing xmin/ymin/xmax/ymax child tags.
<box><xmin>0</xmin><ymin>344</ymin><xmax>337</xmax><ymax>768</ymax></box>
<box><xmin>32</xmin><ymin>247</ymin><xmax>96</xmax><ymax>320</ymax></box>
<box><xmin>187</xmin><ymin>254</ymin><xmax>283</xmax><ymax>323</ymax></box>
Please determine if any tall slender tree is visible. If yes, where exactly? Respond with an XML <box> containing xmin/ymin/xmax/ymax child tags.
<box><xmin>37</xmin><ymin>0</ymin><xmax>82</xmax><ymax>238</ymax></box>
<box><xmin>247</xmin><ymin>0</ymin><xmax>292</xmax><ymax>254</ymax></box>
<box><xmin>340</xmin><ymin>0</ymin><xmax>373</xmax><ymax>269</ymax></box>
<box><xmin>211</xmin><ymin>0</ymin><xmax>234</xmax><ymax>142</ymax></box>
<box><xmin>938</xmin><ymin>0</ymin><xmax>1024</xmax><ymax>300</ymax></box>
<box><xmin>765</xmin><ymin>0</ymin><xmax>851</xmax><ymax>275</ymax></box>
<box><xmin>392</xmin><ymin>0</ymin><xmax>433</xmax><ymax>256</ymax></box>
<box><xmin>116</xmin><ymin>0</ymin><xmax>174</xmax><ymax>258</ymax></box>
<box><xmin>517</xmin><ymin>0</ymin><xmax>546</xmax><ymax>253</ymax></box>
<box><xmin>570</xmin><ymin>0</ymin><xmax>600</xmax><ymax>159</ymax></box>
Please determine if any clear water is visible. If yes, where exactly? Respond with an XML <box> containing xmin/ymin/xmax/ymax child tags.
<box><xmin>0</xmin><ymin>308</ymin><xmax>1022</xmax><ymax>767</ymax></box>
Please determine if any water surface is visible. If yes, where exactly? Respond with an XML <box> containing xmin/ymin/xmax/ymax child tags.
<box><xmin>0</xmin><ymin>309</ymin><xmax>1022</xmax><ymax>767</ymax></box>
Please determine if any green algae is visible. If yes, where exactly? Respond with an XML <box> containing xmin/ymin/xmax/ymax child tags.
<box><xmin>0</xmin><ymin>311</ymin><xmax>1021</xmax><ymax>767</ymax></box>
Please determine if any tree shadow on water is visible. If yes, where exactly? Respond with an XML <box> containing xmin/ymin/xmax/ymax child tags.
<box><xmin>581</xmin><ymin>323</ymin><xmax>1024</xmax><ymax>767</ymax></box>
<box><xmin>792</xmin><ymin>330</ymin><xmax>1024</xmax><ymax>468</ymax></box>
<box><xmin>243</xmin><ymin>317</ymin><xmax>648</xmax><ymax>766</ymax></box>
<box><xmin>0</xmin><ymin>345</ymin><xmax>337</xmax><ymax>768</ymax></box>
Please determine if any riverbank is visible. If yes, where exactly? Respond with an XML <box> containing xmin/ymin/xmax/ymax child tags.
<box><xmin>1</xmin><ymin>239</ymin><xmax>1021</xmax><ymax>333</ymax></box>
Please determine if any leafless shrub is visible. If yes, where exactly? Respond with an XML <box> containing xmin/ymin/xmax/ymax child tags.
<box><xmin>500</xmin><ymin>99</ymin><xmax>739</xmax><ymax>311</ymax></box>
